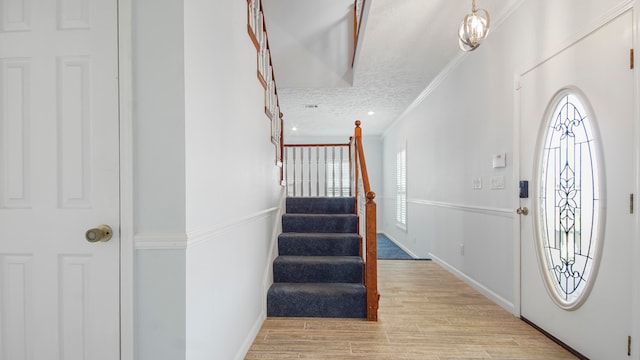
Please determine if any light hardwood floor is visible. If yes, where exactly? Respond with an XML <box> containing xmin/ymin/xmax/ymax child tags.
<box><xmin>246</xmin><ymin>260</ymin><xmax>577</xmax><ymax>359</ymax></box>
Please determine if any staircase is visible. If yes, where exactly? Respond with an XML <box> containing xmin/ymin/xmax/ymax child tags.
<box><xmin>267</xmin><ymin>196</ymin><xmax>367</xmax><ymax>318</ymax></box>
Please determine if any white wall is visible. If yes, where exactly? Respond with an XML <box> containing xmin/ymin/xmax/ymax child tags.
<box><xmin>183</xmin><ymin>0</ymin><xmax>282</xmax><ymax>359</ymax></box>
<box><xmin>379</xmin><ymin>0</ymin><xmax>631</xmax><ymax>310</ymax></box>
<box><xmin>133</xmin><ymin>0</ymin><xmax>186</xmax><ymax>234</ymax></box>
<box><xmin>361</xmin><ymin>136</ymin><xmax>383</xmax><ymax>226</ymax></box>
<box><xmin>136</xmin><ymin>250</ymin><xmax>186</xmax><ymax>360</ymax></box>
<box><xmin>133</xmin><ymin>0</ymin><xmax>282</xmax><ymax>359</ymax></box>
<box><xmin>133</xmin><ymin>0</ymin><xmax>187</xmax><ymax>358</ymax></box>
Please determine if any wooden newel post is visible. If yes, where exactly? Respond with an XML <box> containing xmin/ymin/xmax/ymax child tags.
<box><xmin>354</xmin><ymin>120</ymin><xmax>379</xmax><ymax>321</ymax></box>
<box><xmin>365</xmin><ymin>191</ymin><xmax>379</xmax><ymax>321</ymax></box>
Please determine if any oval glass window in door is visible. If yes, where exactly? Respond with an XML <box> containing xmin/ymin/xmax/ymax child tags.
<box><xmin>534</xmin><ymin>88</ymin><xmax>605</xmax><ymax>310</ymax></box>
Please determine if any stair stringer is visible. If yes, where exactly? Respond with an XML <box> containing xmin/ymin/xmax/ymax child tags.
<box><xmin>261</xmin><ymin>189</ymin><xmax>287</xmax><ymax>314</ymax></box>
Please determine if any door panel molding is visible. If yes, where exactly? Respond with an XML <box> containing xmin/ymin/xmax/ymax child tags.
<box><xmin>519</xmin><ymin>1</ymin><xmax>634</xmax><ymax>79</ymax></box>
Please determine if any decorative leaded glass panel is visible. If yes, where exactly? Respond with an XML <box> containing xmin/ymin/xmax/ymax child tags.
<box><xmin>535</xmin><ymin>89</ymin><xmax>604</xmax><ymax>310</ymax></box>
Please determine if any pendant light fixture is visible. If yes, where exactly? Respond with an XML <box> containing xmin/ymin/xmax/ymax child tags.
<box><xmin>458</xmin><ymin>0</ymin><xmax>490</xmax><ymax>52</ymax></box>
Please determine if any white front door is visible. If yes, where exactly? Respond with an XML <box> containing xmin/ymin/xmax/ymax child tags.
<box><xmin>0</xmin><ymin>1</ymin><xmax>120</xmax><ymax>359</ymax></box>
<box><xmin>518</xmin><ymin>11</ymin><xmax>634</xmax><ymax>359</ymax></box>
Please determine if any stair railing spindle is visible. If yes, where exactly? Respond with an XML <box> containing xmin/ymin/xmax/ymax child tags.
<box><xmin>308</xmin><ymin>146</ymin><xmax>312</xmax><ymax>196</ymax></box>
<box><xmin>332</xmin><ymin>147</ymin><xmax>336</xmax><ymax>196</ymax></box>
<box><xmin>300</xmin><ymin>147</ymin><xmax>304</xmax><ymax>197</ymax></box>
<box><xmin>285</xmin><ymin>146</ymin><xmax>289</xmax><ymax>196</ymax></box>
<box><xmin>339</xmin><ymin>146</ymin><xmax>344</xmax><ymax>196</ymax></box>
<box><xmin>293</xmin><ymin>147</ymin><xmax>297</xmax><ymax>196</ymax></box>
<box><xmin>323</xmin><ymin>147</ymin><xmax>327</xmax><ymax>196</ymax></box>
<box><xmin>282</xmin><ymin>143</ymin><xmax>352</xmax><ymax>198</ymax></box>
<box><xmin>316</xmin><ymin>146</ymin><xmax>320</xmax><ymax>196</ymax></box>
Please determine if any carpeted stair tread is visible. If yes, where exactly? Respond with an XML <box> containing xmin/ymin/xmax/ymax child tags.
<box><xmin>267</xmin><ymin>196</ymin><xmax>366</xmax><ymax>319</ymax></box>
<box><xmin>267</xmin><ymin>283</ymin><xmax>366</xmax><ymax>318</ymax></box>
<box><xmin>282</xmin><ymin>214</ymin><xmax>357</xmax><ymax>233</ymax></box>
<box><xmin>273</xmin><ymin>255</ymin><xmax>363</xmax><ymax>283</ymax></box>
<box><xmin>278</xmin><ymin>233</ymin><xmax>361</xmax><ymax>256</ymax></box>
<box><xmin>287</xmin><ymin>197</ymin><xmax>355</xmax><ymax>214</ymax></box>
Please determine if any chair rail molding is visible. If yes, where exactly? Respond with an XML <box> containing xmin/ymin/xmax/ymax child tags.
<box><xmin>407</xmin><ymin>198</ymin><xmax>514</xmax><ymax>218</ymax></box>
<box><xmin>134</xmin><ymin>233</ymin><xmax>189</xmax><ymax>250</ymax></box>
<box><xmin>186</xmin><ymin>207</ymin><xmax>280</xmax><ymax>249</ymax></box>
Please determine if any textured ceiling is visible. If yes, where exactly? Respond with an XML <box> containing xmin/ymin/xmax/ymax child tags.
<box><xmin>262</xmin><ymin>0</ymin><xmax>521</xmax><ymax>139</ymax></box>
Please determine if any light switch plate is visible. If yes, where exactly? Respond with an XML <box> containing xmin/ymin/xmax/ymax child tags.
<box><xmin>472</xmin><ymin>177</ymin><xmax>482</xmax><ymax>190</ymax></box>
<box><xmin>493</xmin><ymin>153</ymin><xmax>507</xmax><ymax>168</ymax></box>
<box><xmin>491</xmin><ymin>176</ymin><xmax>505</xmax><ymax>190</ymax></box>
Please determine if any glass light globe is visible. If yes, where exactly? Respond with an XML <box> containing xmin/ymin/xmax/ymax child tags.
<box><xmin>458</xmin><ymin>4</ymin><xmax>490</xmax><ymax>52</ymax></box>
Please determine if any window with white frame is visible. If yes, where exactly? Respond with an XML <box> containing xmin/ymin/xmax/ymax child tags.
<box><xmin>535</xmin><ymin>89</ymin><xmax>603</xmax><ymax>309</ymax></box>
<box><xmin>396</xmin><ymin>148</ymin><xmax>407</xmax><ymax>228</ymax></box>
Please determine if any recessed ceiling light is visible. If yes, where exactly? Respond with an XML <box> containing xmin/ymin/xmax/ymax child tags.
<box><xmin>291</xmin><ymin>127</ymin><xmax>297</xmax><ymax>131</ymax></box>
<box><xmin>368</xmin><ymin>111</ymin><xmax>375</xmax><ymax>116</ymax></box>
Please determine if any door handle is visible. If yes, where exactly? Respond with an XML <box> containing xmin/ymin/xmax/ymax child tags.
<box><xmin>85</xmin><ymin>224</ymin><xmax>113</xmax><ymax>243</ymax></box>
<box><xmin>516</xmin><ymin>207</ymin><xmax>529</xmax><ymax>216</ymax></box>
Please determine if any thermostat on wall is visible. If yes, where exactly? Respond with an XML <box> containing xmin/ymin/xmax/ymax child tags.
<box><xmin>493</xmin><ymin>153</ymin><xmax>507</xmax><ymax>168</ymax></box>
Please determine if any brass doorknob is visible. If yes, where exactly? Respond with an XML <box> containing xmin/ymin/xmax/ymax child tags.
<box><xmin>516</xmin><ymin>207</ymin><xmax>529</xmax><ymax>216</ymax></box>
<box><xmin>85</xmin><ymin>225</ymin><xmax>113</xmax><ymax>243</ymax></box>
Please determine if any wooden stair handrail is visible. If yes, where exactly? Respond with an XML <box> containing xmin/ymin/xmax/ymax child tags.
<box><xmin>353</xmin><ymin>120</ymin><xmax>379</xmax><ymax>321</ymax></box>
<box><xmin>246</xmin><ymin>0</ymin><xmax>284</xmax><ymax>179</ymax></box>
<box><xmin>284</xmin><ymin>143</ymin><xmax>350</xmax><ymax>148</ymax></box>
<box><xmin>352</xmin><ymin>0</ymin><xmax>366</xmax><ymax>67</ymax></box>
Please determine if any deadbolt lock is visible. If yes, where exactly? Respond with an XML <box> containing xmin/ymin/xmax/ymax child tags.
<box><xmin>85</xmin><ymin>224</ymin><xmax>113</xmax><ymax>243</ymax></box>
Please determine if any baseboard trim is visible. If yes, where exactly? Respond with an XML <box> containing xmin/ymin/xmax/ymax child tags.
<box><xmin>430</xmin><ymin>253</ymin><xmax>515</xmax><ymax>313</ymax></box>
<box><xmin>244</xmin><ymin>192</ymin><xmax>285</xmax><ymax>360</ymax></box>
<box><xmin>520</xmin><ymin>317</ymin><xmax>589</xmax><ymax>360</ymax></box>
<box><xmin>235</xmin><ymin>310</ymin><xmax>266</xmax><ymax>360</ymax></box>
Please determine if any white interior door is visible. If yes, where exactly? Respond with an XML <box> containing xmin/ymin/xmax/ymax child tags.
<box><xmin>0</xmin><ymin>1</ymin><xmax>120</xmax><ymax>359</ymax></box>
<box><xmin>518</xmin><ymin>11</ymin><xmax>634</xmax><ymax>359</ymax></box>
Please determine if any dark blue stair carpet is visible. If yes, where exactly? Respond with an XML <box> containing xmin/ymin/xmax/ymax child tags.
<box><xmin>273</xmin><ymin>256</ymin><xmax>363</xmax><ymax>283</ymax></box>
<box><xmin>377</xmin><ymin>233</ymin><xmax>414</xmax><ymax>260</ymax></box>
<box><xmin>282</xmin><ymin>214</ymin><xmax>357</xmax><ymax>233</ymax></box>
<box><xmin>287</xmin><ymin>197</ymin><xmax>355</xmax><ymax>214</ymax></box>
<box><xmin>278</xmin><ymin>233</ymin><xmax>361</xmax><ymax>256</ymax></box>
<box><xmin>268</xmin><ymin>196</ymin><xmax>366</xmax><ymax>319</ymax></box>
<box><xmin>267</xmin><ymin>283</ymin><xmax>366</xmax><ymax>318</ymax></box>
